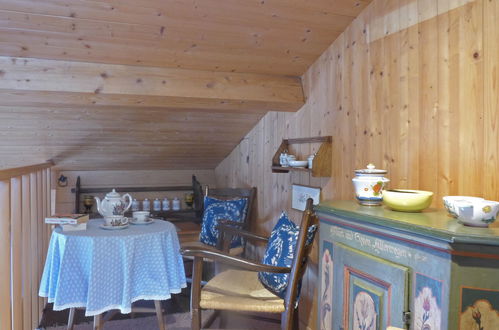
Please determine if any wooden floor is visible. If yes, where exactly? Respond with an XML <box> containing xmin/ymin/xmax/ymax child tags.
<box><xmin>39</xmin><ymin>288</ymin><xmax>191</xmax><ymax>328</ymax></box>
<box><xmin>39</xmin><ymin>286</ymin><xmax>281</xmax><ymax>329</ymax></box>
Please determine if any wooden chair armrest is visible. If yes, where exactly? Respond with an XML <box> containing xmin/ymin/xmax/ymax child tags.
<box><xmin>218</xmin><ymin>223</ymin><xmax>269</xmax><ymax>243</ymax></box>
<box><xmin>181</xmin><ymin>247</ymin><xmax>290</xmax><ymax>273</ymax></box>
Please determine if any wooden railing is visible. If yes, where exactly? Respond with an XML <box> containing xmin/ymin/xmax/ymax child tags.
<box><xmin>0</xmin><ymin>162</ymin><xmax>53</xmax><ymax>330</ymax></box>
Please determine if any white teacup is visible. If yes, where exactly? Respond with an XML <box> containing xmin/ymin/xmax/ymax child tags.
<box><xmin>443</xmin><ymin>196</ymin><xmax>484</xmax><ymax>218</ymax></box>
<box><xmin>105</xmin><ymin>216</ymin><xmax>128</xmax><ymax>227</ymax></box>
<box><xmin>133</xmin><ymin>211</ymin><xmax>150</xmax><ymax>223</ymax></box>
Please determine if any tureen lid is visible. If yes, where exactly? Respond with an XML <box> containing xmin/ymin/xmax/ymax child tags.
<box><xmin>105</xmin><ymin>189</ymin><xmax>121</xmax><ymax>198</ymax></box>
<box><xmin>354</xmin><ymin>163</ymin><xmax>387</xmax><ymax>175</ymax></box>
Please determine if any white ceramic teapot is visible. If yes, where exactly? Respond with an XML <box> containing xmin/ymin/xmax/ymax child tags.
<box><xmin>94</xmin><ymin>189</ymin><xmax>133</xmax><ymax>219</ymax></box>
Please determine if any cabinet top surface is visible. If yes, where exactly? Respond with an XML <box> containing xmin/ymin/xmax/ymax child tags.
<box><xmin>316</xmin><ymin>200</ymin><xmax>499</xmax><ymax>246</ymax></box>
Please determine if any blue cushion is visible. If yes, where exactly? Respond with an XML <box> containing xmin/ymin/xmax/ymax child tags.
<box><xmin>199</xmin><ymin>196</ymin><xmax>248</xmax><ymax>248</ymax></box>
<box><xmin>258</xmin><ymin>212</ymin><xmax>317</xmax><ymax>299</ymax></box>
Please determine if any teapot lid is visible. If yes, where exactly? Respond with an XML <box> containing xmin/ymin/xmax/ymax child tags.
<box><xmin>105</xmin><ymin>189</ymin><xmax>121</xmax><ymax>198</ymax></box>
<box><xmin>355</xmin><ymin>163</ymin><xmax>387</xmax><ymax>175</ymax></box>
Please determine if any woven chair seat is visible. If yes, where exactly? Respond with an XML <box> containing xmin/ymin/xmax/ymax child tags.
<box><xmin>200</xmin><ymin>269</ymin><xmax>285</xmax><ymax>313</ymax></box>
<box><xmin>181</xmin><ymin>241</ymin><xmax>244</xmax><ymax>259</ymax></box>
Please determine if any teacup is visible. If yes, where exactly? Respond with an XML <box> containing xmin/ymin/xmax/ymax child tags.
<box><xmin>133</xmin><ymin>211</ymin><xmax>150</xmax><ymax>223</ymax></box>
<box><xmin>454</xmin><ymin>199</ymin><xmax>499</xmax><ymax>227</ymax></box>
<box><xmin>105</xmin><ymin>215</ymin><xmax>128</xmax><ymax>227</ymax></box>
<box><xmin>443</xmin><ymin>196</ymin><xmax>485</xmax><ymax>218</ymax></box>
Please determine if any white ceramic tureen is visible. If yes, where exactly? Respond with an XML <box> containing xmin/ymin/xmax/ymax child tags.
<box><xmin>352</xmin><ymin>164</ymin><xmax>390</xmax><ymax>206</ymax></box>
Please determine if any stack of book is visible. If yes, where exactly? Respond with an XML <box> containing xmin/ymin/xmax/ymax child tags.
<box><xmin>45</xmin><ymin>214</ymin><xmax>89</xmax><ymax>231</ymax></box>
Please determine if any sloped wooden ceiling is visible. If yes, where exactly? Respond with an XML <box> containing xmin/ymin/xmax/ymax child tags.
<box><xmin>0</xmin><ymin>0</ymin><xmax>371</xmax><ymax>170</ymax></box>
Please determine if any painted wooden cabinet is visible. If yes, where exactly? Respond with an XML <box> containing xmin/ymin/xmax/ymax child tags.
<box><xmin>317</xmin><ymin>201</ymin><xmax>499</xmax><ymax>330</ymax></box>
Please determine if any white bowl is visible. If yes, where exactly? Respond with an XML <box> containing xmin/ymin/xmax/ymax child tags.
<box><xmin>442</xmin><ymin>196</ymin><xmax>484</xmax><ymax>218</ymax></box>
<box><xmin>454</xmin><ymin>199</ymin><xmax>499</xmax><ymax>227</ymax></box>
<box><xmin>288</xmin><ymin>160</ymin><xmax>308</xmax><ymax>168</ymax></box>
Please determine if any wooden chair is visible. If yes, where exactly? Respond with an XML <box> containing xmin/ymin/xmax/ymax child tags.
<box><xmin>181</xmin><ymin>198</ymin><xmax>318</xmax><ymax>330</ymax></box>
<box><xmin>192</xmin><ymin>175</ymin><xmax>204</xmax><ymax>219</ymax></box>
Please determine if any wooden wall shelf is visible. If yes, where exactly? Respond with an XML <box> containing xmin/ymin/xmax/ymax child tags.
<box><xmin>71</xmin><ymin>176</ymin><xmax>203</xmax><ymax>222</ymax></box>
<box><xmin>72</xmin><ymin>186</ymin><xmax>193</xmax><ymax>194</ymax></box>
<box><xmin>271</xmin><ymin>136</ymin><xmax>332</xmax><ymax>177</ymax></box>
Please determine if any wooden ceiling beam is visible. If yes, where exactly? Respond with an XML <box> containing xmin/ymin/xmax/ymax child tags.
<box><xmin>0</xmin><ymin>56</ymin><xmax>304</xmax><ymax>112</ymax></box>
<box><xmin>0</xmin><ymin>30</ymin><xmax>320</xmax><ymax>75</ymax></box>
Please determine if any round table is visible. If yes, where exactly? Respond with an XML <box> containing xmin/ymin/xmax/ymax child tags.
<box><xmin>39</xmin><ymin>219</ymin><xmax>187</xmax><ymax>316</ymax></box>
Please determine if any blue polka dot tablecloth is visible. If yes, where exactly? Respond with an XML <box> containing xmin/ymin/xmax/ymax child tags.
<box><xmin>39</xmin><ymin>219</ymin><xmax>187</xmax><ymax>316</ymax></box>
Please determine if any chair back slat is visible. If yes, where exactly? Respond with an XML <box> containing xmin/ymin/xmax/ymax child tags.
<box><xmin>207</xmin><ymin>187</ymin><xmax>254</xmax><ymax>198</ymax></box>
<box><xmin>283</xmin><ymin>199</ymin><xmax>318</xmax><ymax>316</ymax></box>
<box><xmin>192</xmin><ymin>176</ymin><xmax>204</xmax><ymax>218</ymax></box>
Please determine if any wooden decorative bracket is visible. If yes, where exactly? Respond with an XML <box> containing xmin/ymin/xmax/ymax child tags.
<box><xmin>271</xmin><ymin>136</ymin><xmax>332</xmax><ymax>177</ymax></box>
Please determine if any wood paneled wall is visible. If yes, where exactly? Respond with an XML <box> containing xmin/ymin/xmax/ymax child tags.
<box><xmin>215</xmin><ymin>0</ymin><xmax>498</xmax><ymax>328</ymax></box>
<box><xmin>55</xmin><ymin>169</ymin><xmax>216</xmax><ymax>213</ymax></box>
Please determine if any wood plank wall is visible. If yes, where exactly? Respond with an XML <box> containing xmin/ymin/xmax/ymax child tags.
<box><xmin>0</xmin><ymin>168</ymin><xmax>52</xmax><ymax>330</ymax></box>
<box><xmin>55</xmin><ymin>169</ymin><xmax>216</xmax><ymax>213</ymax></box>
<box><xmin>215</xmin><ymin>0</ymin><xmax>498</xmax><ymax>328</ymax></box>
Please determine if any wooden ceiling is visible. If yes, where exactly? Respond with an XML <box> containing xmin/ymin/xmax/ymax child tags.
<box><xmin>0</xmin><ymin>0</ymin><xmax>371</xmax><ymax>170</ymax></box>
<box><xmin>0</xmin><ymin>0</ymin><xmax>371</xmax><ymax>75</ymax></box>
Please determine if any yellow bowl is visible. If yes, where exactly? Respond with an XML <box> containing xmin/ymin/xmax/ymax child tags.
<box><xmin>383</xmin><ymin>189</ymin><xmax>434</xmax><ymax>212</ymax></box>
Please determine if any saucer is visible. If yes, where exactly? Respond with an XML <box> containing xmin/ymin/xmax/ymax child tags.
<box><xmin>288</xmin><ymin>160</ymin><xmax>308</xmax><ymax>168</ymax></box>
<box><xmin>130</xmin><ymin>218</ymin><xmax>155</xmax><ymax>225</ymax></box>
<box><xmin>99</xmin><ymin>223</ymin><xmax>129</xmax><ymax>230</ymax></box>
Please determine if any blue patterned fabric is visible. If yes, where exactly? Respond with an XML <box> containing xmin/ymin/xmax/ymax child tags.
<box><xmin>39</xmin><ymin>220</ymin><xmax>186</xmax><ymax>316</ymax></box>
<box><xmin>258</xmin><ymin>212</ymin><xmax>317</xmax><ymax>299</ymax></box>
<box><xmin>199</xmin><ymin>196</ymin><xmax>248</xmax><ymax>248</ymax></box>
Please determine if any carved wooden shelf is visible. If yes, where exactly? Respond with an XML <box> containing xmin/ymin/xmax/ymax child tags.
<box><xmin>271</xmin><ymin>136</ymin><xmax>332</xmax><ymax>177</ymax></box>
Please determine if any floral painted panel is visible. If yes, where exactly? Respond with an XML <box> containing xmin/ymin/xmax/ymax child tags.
<box><xmin>414</xmin><ymin>273</ymin><xmax>443</xmax><ymax>330</ymax></box>
<box><xmin>352</xmin><ymin>290</ymin><xmax>378</xmax><ymax>330</ymax></box>
<box><xmin>320</xmin><ymin>242</ymin><xmax>333</xmax><ymax>330</ymax></box>
<box><xmin>460</xmin><ymin>287</ymin><xmax>499</xmax><ymax>330</ymax></box>
<box><xmin>349</xmin><ymin>280</ymin><xmax>381</xmax><ymax>330</ymax></box>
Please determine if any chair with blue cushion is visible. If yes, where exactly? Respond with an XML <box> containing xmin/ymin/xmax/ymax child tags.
<box><xmin>181</xmin><ymin>198</ymin><xmax>318</xmax><ymax>330</ymax></box>
<box><xmin>182</xmin><ymin>184</ymin><xmax>256</xmax><ymax>257</ymax></box>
